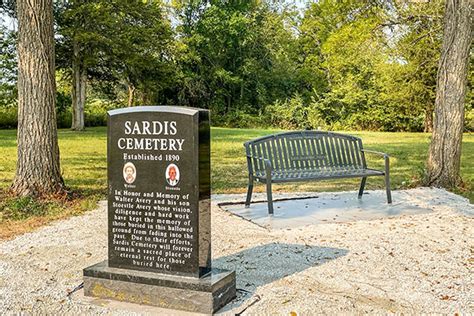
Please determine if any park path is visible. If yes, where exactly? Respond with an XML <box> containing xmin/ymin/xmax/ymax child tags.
<box><xmin>0</xmin><ymin>188</ymin><xmax>472</xmax><ymax>314</ymax></box>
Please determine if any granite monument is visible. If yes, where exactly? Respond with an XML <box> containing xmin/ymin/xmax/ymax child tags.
<box><xmin>83</xmin><ymin>106</ymin><xmax>236</xmax><ymax>313</ymax></box>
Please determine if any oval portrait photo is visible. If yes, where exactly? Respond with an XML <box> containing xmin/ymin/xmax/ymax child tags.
<box><xmin>123</xmin><ymin>162</ymin><xmax>136</xmax><ymax>184</ymax></box>
<box><xmin>165</xmin><ymin>163</ymin><xmax>180</xmax><ymax>186</ymax></box>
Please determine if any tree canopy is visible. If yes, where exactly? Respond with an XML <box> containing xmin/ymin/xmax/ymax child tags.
<box><xmin>0</xmin><ymin>0</ymin><xmax>472</xmax><ymax>132</ymax></box>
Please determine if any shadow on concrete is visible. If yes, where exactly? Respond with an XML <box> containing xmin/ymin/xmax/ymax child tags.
<box><xmin>213</xmin><ymin>242</ymin><xmax>348</xmax><ymax>313</ymax></box>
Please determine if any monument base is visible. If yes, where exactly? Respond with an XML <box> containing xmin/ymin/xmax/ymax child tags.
<box><xmin>83</xmin><ymin>260</ymin><xmax>236</xmax><ymax>314</ymax></box>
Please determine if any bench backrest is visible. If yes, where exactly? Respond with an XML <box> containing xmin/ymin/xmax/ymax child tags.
<box><xmin>244</xmin><ymin>131</ymin><xmax>366</xmax><ymax>174</ymax></box>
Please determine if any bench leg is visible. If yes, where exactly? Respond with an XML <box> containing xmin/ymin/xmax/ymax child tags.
<box><xmin>266</xmin><ymin>178</ymin><xmax>274</xmax><ymax>215</ymax></box>
<box><xmin>358</xmin><ymin>177</ymin><xmax>367</xmax><ymax>199</ymax></box>
<box><xmin>385</xmin><ymin>173</ymin><xmax>392</xmax><ymax>204</ymax></box>
<box><xmin>384</xmin><ymin>156</ymin><xmax>392</xmax><ymax>204</ymax></box>
<box><xmin>245</xmin><ymin>178</ymin><xmax>253</xmax><ymax>208</ymax></box>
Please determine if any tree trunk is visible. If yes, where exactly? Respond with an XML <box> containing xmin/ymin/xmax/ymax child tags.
<box><xmin>71</xmin><ymin>40</ymin><xmax>86</xmax><ymax>131</ymax></box>
<box><xmin>423</xmin><ymin>105</ymin><xmax>433</xmax><ymax>133</ymax></box>
<box><xmin>11</xmin><ymin>0</ymin><xmax>65</xmax><ymax>197</ymax></box>
<box><xmin>128</xmin><ymin>83</ymin><xmax>136</xmax><ymax>107</ymax></box>
<box><xmin>141</xmin><ymin>90</ymin><xmax>151</xmax><ymax>105</ymax></box>
<box><xmin>426</xmin><ymin>0</ymin><xmax>473</xmax><ymax>188</ymax></box>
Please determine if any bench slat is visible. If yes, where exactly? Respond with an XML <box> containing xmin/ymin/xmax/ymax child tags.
<box><xmin>280</xmin><ymin>136</ymin><xmax>289</xmax><ymax>171</ymax></box>
<box><xmin>275</xmin><ymin>137</ymin><xmax>283</xmax><ymax>171</ymax></box>
<box><xmin>309</xmin><ymin>137</ymin><xmax>319</xmax><ymax>169</ymax></box>
<box><xmin>256</xmin><ymin>142</ymin><xmax>264</xmax><ymax>172</ymax></box>
<box><xmin>305</xmin><ymin>136</ymin><xmax>315</xmax><ymax>169</ymax></box>
<box><xmin>315</xmin><ymin>136</ymin><xmax>327</xmax><ymax>171</ymax></box>
<box><xmin>295</xmin><ymin>137</ymin><xmax>304</xmax><ymax>170</ymax></box>
<box><xmin>352</xmin><ymin>139</ymin><xmax>362</xmax><ymax>168</ymax></box>
<box><xmin>245</xmin><ymin>131</ymin><xmax>369</xmax><ymax>176</ymax></box>
<box><xmin>343</xmin><ymin>139</ymin><xmax>351</xmax><ymax>168</ymax></box>
<box><xmin>296</xmin><ymin>136</ymin><xmax>306</xmax><ymax>170</ymax></box>
<box><xmin>345</xmin><ymin>138</ymin><xmax>354</xmax><ymax>168</ymax></box>
<box><xmin>324</xmin><ymin>135</ymin><xmax>336</xmax><ymax>171</ymax></box>
<box><xmin>250</xmin><ymin>143</ymin><xmax>257</xmax><ymax>173</ymax></box>
<box><xmin>335</xmin><ymin>137</ymin><xmax>344</xmax><ymax>168</ymax></box>
<box><xmin>263</xmin><ymin>140</ymin><xmax>271</xmax><ymax>168</ymax></box>
<box><xmin>358</xmin><ymin>140</ymin><xmax>364</xmax><ymax>167</ymax></box>
<box><xmin>289</xmin><ymin>138</ymin><xmax>298</xmax><ymax>170</ymax></box>
<box><xmin>333</xmin><ymin>136</ymin><xmax>343</xmax><ymax>168</ymax></box>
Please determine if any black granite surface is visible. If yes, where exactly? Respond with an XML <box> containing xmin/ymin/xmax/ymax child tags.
<box><xmin>107</xmin><ymin>106</ymin><xmax>211</xmax><ymax>277</ymax></box>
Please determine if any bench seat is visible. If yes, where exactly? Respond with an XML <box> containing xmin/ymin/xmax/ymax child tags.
<box><xmin>255</xmin><ymin>168</ymin><xmax>384</xmax><ymax>182</ymax></box>
<box><xmin>244</xmin><ymin>131</ymin><xmax>392</xmax><ymax>214</ymax></box>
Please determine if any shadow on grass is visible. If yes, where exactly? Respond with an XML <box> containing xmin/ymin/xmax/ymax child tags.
<box><xmin>213</xmin><ymin>242</ymin><xmax>348</xmax><ymax>312</ymax></box>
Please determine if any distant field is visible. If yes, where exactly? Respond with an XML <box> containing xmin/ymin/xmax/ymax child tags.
<box><xmin>0</xmin><ymin>127</ymin><xmax>472</xmax><ymax>238</ymax></box>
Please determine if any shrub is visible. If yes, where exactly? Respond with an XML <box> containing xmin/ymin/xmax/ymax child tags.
<box><xmin>307</xmin><ymin>98</ymin><xmax>329</xmax><ymax>130</ymax></box>
<box><xmin>57</xmin><ymin>108</ymin><xmax>72</xmax><ymax>128</ymax></box>
<box><xmin>219</xmin><ymin>110</ymin><xmax>267</xmax><ymax>128</ymax></box>
<box><xmin>465</xmin><ymin>108</ymin><xmax>474</xmax><ymax>132</ymax></box>
<box><xmin>266</xmin><ymin>94</ymin><xmax>312</xmax><ymax>129</ymax></box>
<box><xmin>85</xmin><ymin>99</ymin><xmax>121</xmax><ymax>127</ymax></box>
<box><xmin>0</xmin><ymin>106</ymin><xmax>17</xmax><ymax>129</ymax></box>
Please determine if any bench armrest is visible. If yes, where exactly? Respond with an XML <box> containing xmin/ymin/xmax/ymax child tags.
<box><xmin>246</xmin><ymin>156</ymin><xmax>273</xmax><ymax>174</ymax></box>
<box><xmin>361</xmin><ymin>149</ymin><xmax>390</xmax><ymax>175</ymax></box>
<box><xmin>361</xmin><ymin>149</ymin><xmax>390</xmax><ymax>158</ymax></box>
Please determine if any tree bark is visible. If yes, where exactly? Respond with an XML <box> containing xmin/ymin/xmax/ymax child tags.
<box><xmin>11</xmin><ymin>0</ymin><xmax>65</xmax><ymax>197</ymax></box>
<box><xmin>426</xmin><ymin>0</ymin><xmax>473</xmax><ymax>188</ymax></box>
<box><xmin>71</xmin><ymin>39</ymin><xmax>86</xmax><ymax>131</ymax></box>
<box><xmin>128</xmin><ymin>83</ymin><xmax>136</xmax><ymax>107</ymax></box>
<box><xmin>423</xmin><ymin>105</ymin><xmax>433</xmax><ymax>133</ymax></box>
<box><xmin>141</xmin><ymin>90</ymin><xmax>152</xmax><ymax>105</ymax></box>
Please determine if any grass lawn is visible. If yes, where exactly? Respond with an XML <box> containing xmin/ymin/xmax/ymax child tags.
<box><xmin>0</xmin><ymin>127</ymin><xmax>473</xmax><ymax>238</ymax></box>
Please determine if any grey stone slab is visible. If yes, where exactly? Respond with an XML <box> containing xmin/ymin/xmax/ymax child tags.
<box><xmin>83</xmin><ymin>260</ymin><xmax>236</xmax><ymax>314</ymax></box>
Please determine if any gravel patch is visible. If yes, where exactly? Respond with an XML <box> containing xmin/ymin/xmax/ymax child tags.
<box><xmin>0</xmin><ymin>188</ymin><xmax>472</xmax><ymax>314</ymax></box>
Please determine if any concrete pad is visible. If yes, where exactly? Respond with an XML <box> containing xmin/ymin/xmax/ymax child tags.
<box><xmin>220</xmin><ymin>190</ymin><xmax>433</xmax><ymax>229</ymax></box>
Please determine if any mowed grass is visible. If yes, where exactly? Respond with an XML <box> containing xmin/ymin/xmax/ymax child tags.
<box><xmin>0</xmin><ymin>127</ymin><xmax>472</xmax><ymax>238</ymax></box>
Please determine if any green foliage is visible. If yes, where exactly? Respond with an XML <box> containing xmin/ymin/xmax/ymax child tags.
<box><xmin>465</xmin><ymin>55</ymin><xmax>474</xmax><ymax>132</ymax></box>
<box><xmin>267</xmin><ymin>94</ymin><xmax>310</xmax><ymax>129</ymax></box>
<box><xmin>173</xmin><ymin>1</ymin><xmax>303</xmax><ymax>118</ymax></box>
<box><xmin>292</xmin><ymin>0</ymin><xmax>444</xmax><ymax>132</ymax></box>
<box><xmin>84</xmin><ymin>99</ymin><xmax>120</xmax><ymax>127</ymax></box>
<box><xmin>0</xmin><ymin>90</ymin><xmax>75</xmax><ymax>129</ymax></box>
<box><xmin>0</xmin><ymin>97</ymin><xmax>120</xmax><ymax>129</ymax></box>
<box><xmin>0</xmin><ymin>23</ymin><xmax>16</xmax><ymax>108</ymax></box>
<box><xmin>217</xmin><ymin>109</ymin><xmax>267</xmax><ymax>129</ymax></box>
<box><xmin>466</xmin><ymin>108</ymin><xmax>474</xmax><ymax>132</ymax></box>
<box><xmin>55</xmin><ymin>0</ymin><xmax>175</xmax><ymax>105</ymax></box>
<box><xmin>0</xmin><ymin>0</ymin><xmax>472</xmax><ymax>132</ymax></box>
<box><xmin>0</xmin><ymin>106</ymin><xmax>16</xmax><ymax>129</ymax></box>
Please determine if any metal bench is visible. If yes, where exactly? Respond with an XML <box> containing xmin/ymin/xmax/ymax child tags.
<box><xmin>244</xmin><ymin>131</ymin><xmax>392</xmax><ymax>214</ymax></box>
